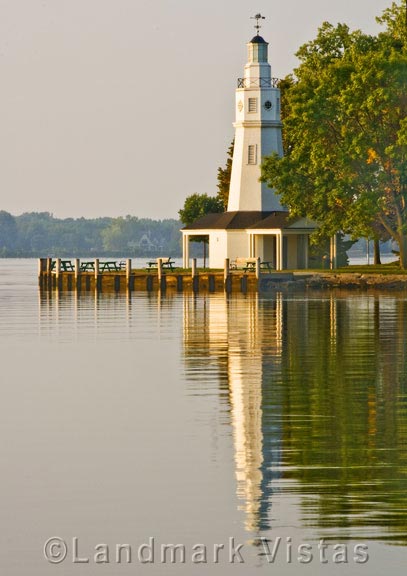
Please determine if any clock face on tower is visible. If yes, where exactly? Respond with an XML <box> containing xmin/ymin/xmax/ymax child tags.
<box><xmin>264</xmin><ymin>100</ymin><xmax>272</xmax><ymax>110</ymax></box>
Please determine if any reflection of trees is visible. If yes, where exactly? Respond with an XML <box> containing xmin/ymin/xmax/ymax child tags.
<box><xmin>280</xmin><ymin>295</ymin><xmax>407</xmax><ymax>543</ymax></box>
<box><xmin>182</xmin><ymin>292</ymin><xmax>407</xmax><ymax>544</ymax></box>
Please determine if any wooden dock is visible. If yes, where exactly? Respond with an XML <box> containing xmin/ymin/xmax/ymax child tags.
<box><xmin>38</xmin><ymin>258</ymin><xmax>295</xmax><ymax>294</ymax></box>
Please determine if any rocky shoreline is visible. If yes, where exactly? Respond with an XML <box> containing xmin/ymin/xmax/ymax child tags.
<box><xmin>297</xmin><ymin>273</ymin><xmax>407</xmax><ymax>291</ymax></box>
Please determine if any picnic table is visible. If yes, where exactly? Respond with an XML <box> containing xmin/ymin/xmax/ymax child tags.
<box><xmin>243</xmin><ymin>261</ymin><xmax>274</xmax><ymax>272</ymax></box>
<box><xmin>79</xmin><ymin>261</ymin><xmax>124</xmax><ymax>272</ymax></box>
<box><xmin>99</xmin><ymin>261</ymin><xmax>122</xmax><ymax>272</ymax></box>
<box><xmin>80</xmin><ymin>261</ymin><xmax>95</xmax><ymax>272</ymax></box>
<box><xmin>231</xmin><ymin>258</ymin><xmax>274</xmax><ymax>273</ymax></box>
<box><xmin>146</xmin><ymin>258</ymin><xmax>175</xmax><ymax>272</ymax></box>
<box><xmin>51</xmin><ymin>259</ymin><xmax>74</xmax><ymax>272</ymax></box>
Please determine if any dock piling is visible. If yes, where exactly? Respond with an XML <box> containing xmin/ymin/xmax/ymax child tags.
<box><xmin>224</xmin><ymin>258</ymin><xmax>231</xmax><ymax>293</ymax></box>
<box><xmin>38</xmin><ymin>258</ymin><xmax>47</xmax><ymax>287</ymax></box>
<box><xmin>46</xmin><ymin>258</ymin><xmax>52</xmax><ymax>289</ymax></box>
<box><xmin>157</xmin><ymin>258</ymin><xmax>163</xmax><ymax>281</ymax></box>
<box><xmin>241</xmin><ymin>275</ymin><xmax>248</xmax><ymax>293</ymax></box>
<box><xmin>126</xmin><ymin>259</ymin><xmax>132</xmax><ymax>290</ymax></box>
<box><xmin>192</xmin><ymin>258</ymin><xmax>199</xmax><ymax>292</ymax></box>
<box><xmin>55</xmin><ymin>258</ymin><xmax>62</xmax><ymax>290</ymax></box>
<box><xmin>255</xmin><ymin>257</ymin><xmax>261</xmax><ymax>280</ymax></box>
<box><xmin>95</xmin><ymin>258</ymin><xmax>101</xmax><ymax>291</ymax></box>
<box><xmin>74</xmin><ymin>259</ymin><xmax>81</xmax><ymax>291</ymax></box>
<box><xmin>157</xmin><ymin>258</ymin><xmax>166</xmax><ymax>290</ymax></box>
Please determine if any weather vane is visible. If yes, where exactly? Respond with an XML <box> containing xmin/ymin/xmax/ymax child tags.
<box><xmin>251</xmin><ymin>13</ymin><xmax>265</xmax><ymax>35</ymax></box>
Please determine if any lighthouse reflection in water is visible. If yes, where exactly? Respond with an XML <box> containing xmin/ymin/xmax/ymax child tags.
<box><xmin>182</xmin><ymin>292</ymin><xmax>407</xmax><ymax>543</ymax></box>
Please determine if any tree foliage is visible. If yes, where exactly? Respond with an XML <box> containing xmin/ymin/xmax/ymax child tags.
<box><xmin>216</xmin><ymin>140</ymin><xmax>234</xmax><ymax>209</ymax></box>
<box><xmin>261</xmin><ymin>2</ymin><xmax>407</xmax><ymax>267</ymax></box>
<box><xmin>178</xmin><ymin>193</ymin><xmax>224</xmax><ymax>267</ymax></box>
<box><xmin>178</xmin><ymin>192</ymin><xmax>223</xmax><ymax>250</ymax></box>
<box><xmin>179</xmin><ymin>193</ymin><xmax>224</xmax><ymax>227</ymax></box>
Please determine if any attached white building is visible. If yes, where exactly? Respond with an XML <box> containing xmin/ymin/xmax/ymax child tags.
<box><xmin>182</xmin><ymin>26</ymin><xmax>316</xmax><ymax>270</ymax></box>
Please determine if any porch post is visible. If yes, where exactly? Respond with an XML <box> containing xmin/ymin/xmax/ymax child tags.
<box><xmin>183</xmin><ymin>234</ymin><xmax>190</xmax><ymax>269</ymax></box>
<box><xmin>304</xmin><ymin>235</ymin><xmax>309</xmax><ymax>269</ymax></box>
<box><xmin>277</xmin><ymin>232</ymin><xmax>283</xmax><ymax>271</ymax></box>
<box><xmin>249</xmin><ymin>234</ymin><xmax>254</xmax><ymax>258</ymax></box>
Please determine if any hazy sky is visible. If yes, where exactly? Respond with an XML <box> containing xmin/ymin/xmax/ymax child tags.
<box><xmin>0</xmin><ymin>0</ymin><xmax>393</xmax><ymax>219</ymax></box>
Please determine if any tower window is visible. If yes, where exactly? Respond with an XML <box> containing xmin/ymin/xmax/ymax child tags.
<box><xmin>248</xmin><ymin>145</ymin><xmax>257</xmax><ymax>165</ymax></box>
<box><xmin>248</xmin><ymin>98</ymin><xmax>258</xmax><ymax>113</ymax></box>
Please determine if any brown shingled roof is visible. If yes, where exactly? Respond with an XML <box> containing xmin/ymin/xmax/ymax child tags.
<box><xmin>182</xmin><ymin>211</ymin><xmax>292</xmax><ymax>230</ymax></box>
<box><xmin>248</xmin><ymin>212</ymin><xmax>291</xmax><ymax>229</ymax></box>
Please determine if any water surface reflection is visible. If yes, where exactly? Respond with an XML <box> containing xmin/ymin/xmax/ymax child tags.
<box><xmin>2</xmin><ymin>260</ymin><xmax>407</xmax><ymax>574</ymax></box>
<box><xmin>34</xmin><ymin>288</ymin><xmax>407</xmax><ymax>545</ymax></box>
<box><xmin>182</xmin><ymin>292</ymin><xmax>407</xmax><ymax>544</ymax></box>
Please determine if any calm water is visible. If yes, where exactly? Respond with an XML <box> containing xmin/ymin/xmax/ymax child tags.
<box><xmin>0</xmin><ymin>259</ymin><xmax>406</xmax><ymax>575</ymax></box>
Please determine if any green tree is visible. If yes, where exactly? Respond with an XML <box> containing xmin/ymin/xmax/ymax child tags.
<box><xmin>216</xmin><ymin>140</ymin><xmax>234</xmax><ymax>209</ymax></box>
<box><xmin>261</xmin><ymin>2</ymin><xmax>407</xmax><ymax>267</ymax></box>
<box><xmin>179</xmin><ymin>193</ymin><xmax>224</xmax><ymax>267</ymax></box>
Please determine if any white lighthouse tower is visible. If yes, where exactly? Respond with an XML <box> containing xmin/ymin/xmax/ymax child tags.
<box><xmin>181</xmin><ymin>15</ymin><xmax>316</xmax><ymax>270</ymax></box>
<box><xmin>228</xmin><ymin>15</ymin><xmax>283</xmax><ymax>211</ymax></box>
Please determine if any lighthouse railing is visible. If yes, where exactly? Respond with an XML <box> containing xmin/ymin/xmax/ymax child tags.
<box><xmin>237</xmin><ymin>77</ymin><xmax>280</xmax><ymax>88</ymax></box>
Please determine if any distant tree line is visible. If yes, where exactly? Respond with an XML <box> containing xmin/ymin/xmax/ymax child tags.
<box><xmin>0</xmin><ymin>211</ymin><xmax>183</xmax><ymax>257</ymax></box>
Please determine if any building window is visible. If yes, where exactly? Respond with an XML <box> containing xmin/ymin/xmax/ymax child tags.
<box><xmin>277</xmin><ymin>97</ymin><xmax>281</xmax><ymax>113</ymax></box>
<box><xmin>248</xmin><ymin>97</ymin><xmax>258</xmax><ymax>113</ymax></box>
<box><xmin>248</xmin><ymin>145</ymin><xmax>257</xmax><ymax>165</ymax></box>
